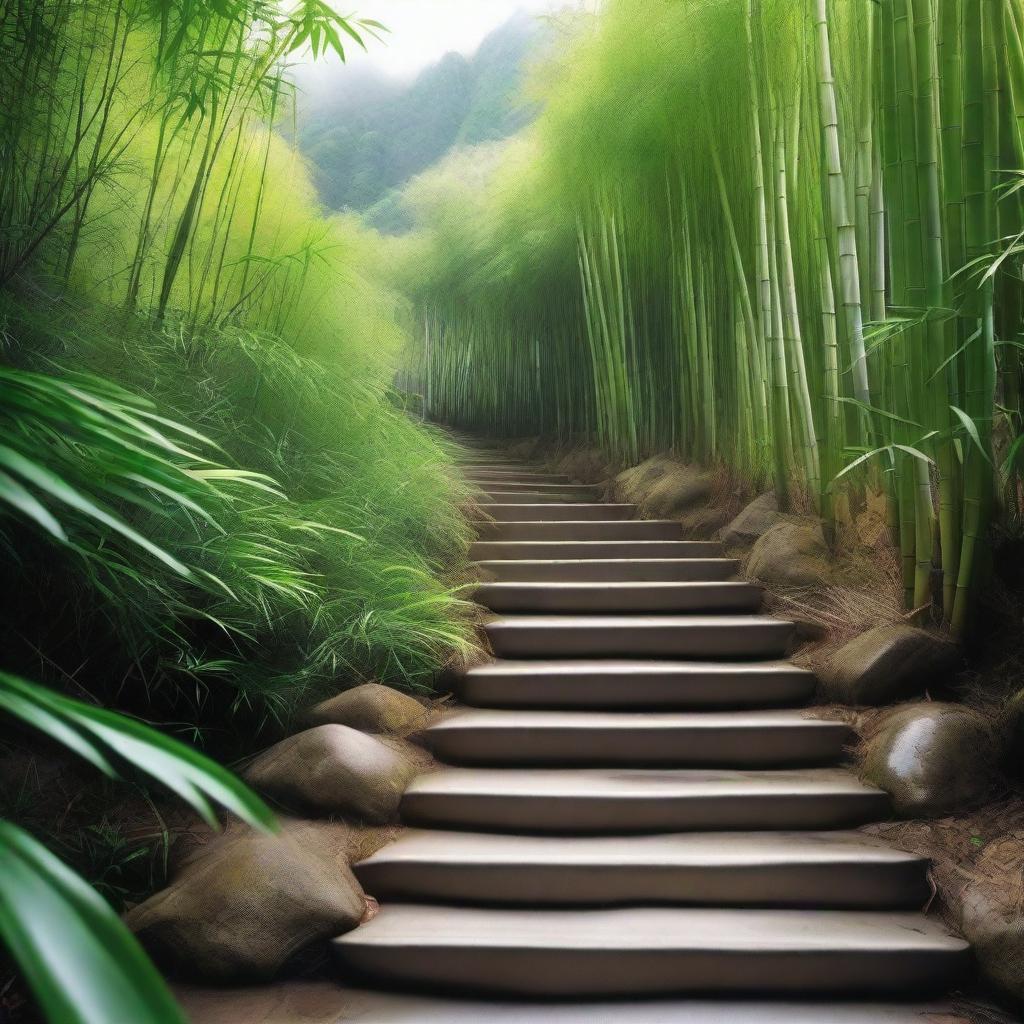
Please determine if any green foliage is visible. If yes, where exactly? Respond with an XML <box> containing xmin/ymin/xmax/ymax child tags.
<box><xmin>0</xmin><ymin>671</ymin><xmax>276</xmax><ymax>830</ymax></box>
<box><xmin>396</xmin><ymin>0</ymin><xmax>1024</xmax><ymax>636</ymax></box>
<box><xmin>0</xmin><ymin>0</ymin><xmax>475</xmax><ymax>1019</ymax></box>
<box><xmin>0</xmin><ymin>667</ymin><xmax>279</xmax><ymax>1024</ymax></box>
<box><xmin>295</xmin><ymin>12</ymin><xmax>544</xmax><ymax>221</ymax></box>
<box><xmin>0</xmin><ymin>821</ymin><xmax>186</xmax><ymax>1024</ymax></box>
<box><xmin>3</xmin><ymin>298</ymin><xmax>476</xmax><ymax>731</ymax></box>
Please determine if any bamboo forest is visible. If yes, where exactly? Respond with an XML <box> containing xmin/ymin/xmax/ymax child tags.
<box><xmin>3</xmin><ymin>1</ymin><xmax>1024</xmax><ymax>1022</ymax></box>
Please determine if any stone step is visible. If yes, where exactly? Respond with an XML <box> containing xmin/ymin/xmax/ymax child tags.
<box><xmin>481</xmin><ymin>503</ymin><xmax>637</xmax><ymax>522</ymax></box>
<box><xmin>424</xmin><ymin>709</ymin><xmax>851</xmax><ymax>768</ymax></box>
<box><xmin>462</xmin><ymin>460</ymin><xmax>532</xmax><ymax>468</ymax></box>
<box><xmin>474</xmin><ymin>520</ymin><xmax>683</xmax><ymax>541</ymax></box>
<box><xmin>332</xmin><ymin>904</ymin><xmax>968</xmax><ymax>997</ymax></box>
<box><xmin>465</xmin><ymin>470</ymin><xmax>572</xmax><ymax>484</ymax></box>
<box><xmin>458</xmin><ymin>659</ymin><xmax>817</xmax><ymax>709</ymax></box>
<box><xmin>401</xmin><ymin>767</ymin><xmax>890</xmax><ymax>833</ymax></box>
<box><xmin>485</xmin><ymin>615</ymin><xmax>794</xmax><ymax>659</ymax></box>
<box><xmin>177</xmin><ymin>986</ymin><xmax>968</xmax><ymax>1024</ymax></box>
<box><xmin>476</xmin><ymin>581</ymin><xmax>762</xmax><ymax>614</ymax></box>
<box><xmin>475</xmin><ymin>482</ymin><xmax>603</xmax><ymax>499</ymax></box>
<box><xmin>353</xmin><ymin>829</ymin><xmax>930</xmax><ymax>909</ymax></box>
<box><xmin>470</xmin><ymin>540</ymin><xmax>723</xmax><ymax>560</ymax></box>
<box><xmin>476</xmin><ymin>558</ymin><xmax>740</xmax><ymax>582</ymax></box>
<box><xmin>479</xmin><ymin>490</ymin><xmax>601</xmax><ymax>504</ymax></box>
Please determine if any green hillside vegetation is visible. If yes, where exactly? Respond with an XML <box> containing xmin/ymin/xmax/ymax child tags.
<box><xmin>296</xmin><ymin>13</ymin><xmax>545</xmax><ymax>223</ymax></box>
<box><xmin>0</xmin><ymin>1</ymin><xmax>475</xmax><ymax>1017</ymax></box>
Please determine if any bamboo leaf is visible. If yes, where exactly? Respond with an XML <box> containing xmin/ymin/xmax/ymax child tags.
<box><xmin>950</xmin><ymin>406</ymin><xmax>993</xmax><ymax>465</ymax></box>
<box><xmin>0</xmin><ymin>822</ymin><xmax>187</xmax><ymax>1024</ymax></box>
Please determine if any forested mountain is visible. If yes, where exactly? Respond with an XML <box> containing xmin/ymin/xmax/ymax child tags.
<box><xmin>294</xmin><ymin>12</ymin><xmax>545</xmax><ymax>226</ymax></box>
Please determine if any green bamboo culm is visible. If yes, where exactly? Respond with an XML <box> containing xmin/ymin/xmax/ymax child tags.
<box><xmin>399</xmin><ymin>0</ymin><xmax>1024</xmax><ymax>636</ymax></box>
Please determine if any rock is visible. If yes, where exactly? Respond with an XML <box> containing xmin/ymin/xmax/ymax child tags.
<box><xmin>862</xmin><ymin>703</ymin><xmax>998</xmax><ymax>818</ymax></box>
<box><xmin>959</xmin><ymin>835</ymin><xmax>1024</xmax><ymax>1006</ymax></box>
<box><xmin>678</xmin><ymin>505</ymin><xmax>732</xmax><ymax>539</ymax></box>
<box><xmin>819</xmin><ymin>625</ymin><xmax>960</xmax><ymax>706</ymax></box>
<box><xmin>746</xmin><ymin>521</ymin><xmax>830</xmax><ymax>588</ymax></box>
<box><xmin>128</xmin><ymin>820</ymin><xmax>366</xmax><ymax>981</ymax></box>
<box><xmin>612</xmin><ymin>457</ymin><xmax>670</xmax><ymax>504</ymax></box>
<box><xmin>303</xmin><ymin>683</ymin><xmax>429</xmax><ymax>735</ymax></box>
<box><xmin>612</xmin><ymin>456</ymin><xmax>713</xmax><ymax>518</ymax></box>
<box><xmin>644</xmin><ymin>467</ymin><xmax>713</xmax><ymax>517</ymax></box>
<box><xmin>720</xmin><ymin>493</ymin><xmax>780</xmax><ymax>548</ymax></box>
<box><xmin>243</xmin><ymin>725</ymin><xmax>416</xmax><ymax>822</ymax></box>
<box><xmin>552</xmin><ymin>448</ymin><xmax>612</xmax><ymax>484</ymax></box>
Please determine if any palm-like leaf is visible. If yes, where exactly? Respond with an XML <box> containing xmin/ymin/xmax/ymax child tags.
<box><xmin>0</xmin><ymin>671</ymin><xmax>276</xmax><ymax>831</ymax></box>
<box><xmin>0</xmin><ymin>821</ymin><xmax>186</xmax><ymax>1024</ymax></box>
<box><xmin>0</xmin><ymin>671</ymin><xmax>275</xmax><ymax>1023</ymax></box>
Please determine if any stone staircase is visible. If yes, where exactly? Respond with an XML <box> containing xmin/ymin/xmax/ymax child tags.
<box><xmin>332</xmin><ymin>443</ymin><xmax>970</xmax><ymax>1011</ymax></box>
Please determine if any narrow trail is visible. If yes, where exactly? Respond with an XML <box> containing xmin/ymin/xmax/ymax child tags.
<box><xmin>328</xmin><ymin>438</ymin><xmax>971</xmax><ymax>1017</ymax></box>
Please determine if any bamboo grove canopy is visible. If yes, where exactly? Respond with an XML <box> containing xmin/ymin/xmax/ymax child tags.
<box><xmin>401</xmin><ymin>0</ymin><xmax>1024</xmax><ymax>636</ymax></box>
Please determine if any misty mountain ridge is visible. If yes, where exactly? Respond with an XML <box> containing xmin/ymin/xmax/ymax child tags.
<box><xmin>295</xmin><ymin>12</ymin><xmax>549</xmax><ymax>229</ymax></box>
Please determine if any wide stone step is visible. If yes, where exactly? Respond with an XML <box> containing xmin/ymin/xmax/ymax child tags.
<box><xmin>458</xmin><ymin>659</ymin><xmax>817</xmax><ymax>709</ymax></box>
<box><xmin>424</xmin><ymin>709</ymin><xmax>850</xmax><ymax>768</ymax></box>
<box><xmin>474</xmin><ymin>520</ymin><xmax>683</xmax><ymax>541</ymax></box>
<box><xmin>476</xmin><ymin>581</ymin><xmax>762</xmax><ymax>614</ymax></box>
<box><xmin>475</xmin><ymin>483</ymin><xmax>603</xmax><ymax>500</ymax></box>
<box><xmin>471</xmin><ymin>540</ymin><xmax>723</xmax><ymax>560</ymax></box>
<box><xmin>481</xmin><ymin>503</ymin><xmax>636</xmax><ymax>522</ymax></box>
<box><xmin>458</xmin><ymin>458</ymin><xmax>525</xmax><ymax>467</ymax></box>
<box><xmin>485</xmin><ymin>615</ymin><xmax>794</xmax><ymax>659</ymax></box>
<box><xmin>401</xmin><ymin>767</ymin><xmax>890</xmax><ymax>833</ymax></box>
<box><xmin>476</xmin><ymin>558</ymin><xmax>740</xmax><ymax>582</ymax></box>
<box><xmin>353</xmin><ymin>829</ymin><xmax>930</xmax><ymax>908</ymax></box>
<box><xmin>332</xmin><ymin>904</ymin><xmax>968</xmax><ymax>997</ymax></box>
<box><xmin>465</xmin><ymin>470</ymin><xmax>572</xmax><ymax>484</ymax></box>
<box><xmin>178</xmin><ymin>986</ymin><xmax>967</xmax><ymax>1024</ymax></box>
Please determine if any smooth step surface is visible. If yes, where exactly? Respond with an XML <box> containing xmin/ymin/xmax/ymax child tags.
<box><xmin>485</xmin><ymin>615</ymin><xmax>795</xmax><ymax>659</ymax></box>
<box><xmin>176</xmin><ymin>983</ymin><xmax>968</xmax><ymax>1024</ymax></box>
<box><xmin>465</xmin><ymin>471</ymin><xmax>572</xmax><ymax>484</ymax></box>
<box><xmin>424</xmin><ymin>709</ymin><xmax>851</xmax><ymax>767</ymax></box>
<box><xmin>354</xmin><ymin>829</ymin><xmax>930</xmax><ymax>908</ymax></box>
<box><xmin>470</xmin><ymin>540</ymin><xmax>723</xmax><ymax>560</ymax></box>
<box><xmin>476</xmin><ymin>581</ymin><xmax>762</xmax><ymax>614</ymax></box>
<box><xmin>401</xmin><ymin>767</ymin><xmax>891</xmax><ymax>833</ymax></box>
<box><xmin>333</xmin><ymin>904</ymin><xmax>968</xmax><ymax>997</ymax></box>
<box><xmin>476</xmin><ymin>483</ymin><xmax>602</xmax><ymax>498</ymax></box>
<box><xmin>479</xmin><ymin>491</ymin><xmax>600</xmax><ymax>504</ymax></box>
<box><xmin>459</xmin><ymin>659</ymin><xmax>817</xmax><ymax>709</ymax></box>
<box><xmin>475</xmin><ymin>558</ymin><xmax>740</xmax><ymax>582</ymax></box>
<box><xmin>480</xmin><ymin>503</ymin><xmax>636</xmax><ymax>522</ymax></box>
<box><xmin>473</xmin><ymin>520</ymin><xmax>683</xmax><ymax>541</ymax></box>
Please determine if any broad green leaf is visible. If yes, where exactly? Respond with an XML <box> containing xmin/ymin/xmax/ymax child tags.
<box><xmin>0</xmin><ymin>673</ymin><xmax>276</xmax><ymax>832</ymax></box>
<box><xmin>0</xmin><ymin>821</ymin><xmax>187</xmax><ymax>1024</ymax></box>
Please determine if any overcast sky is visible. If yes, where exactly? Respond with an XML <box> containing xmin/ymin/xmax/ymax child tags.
<box><xmin>296</xmin><ymin>1</ymin><xmax>588</xmax><ymax>82</ymax></box>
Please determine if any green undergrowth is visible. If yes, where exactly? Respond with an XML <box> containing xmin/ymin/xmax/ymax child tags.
<box><xmin>1</xmin><ymin>291</ymin><xmax>476</xmax><ymax>751</ymax></box>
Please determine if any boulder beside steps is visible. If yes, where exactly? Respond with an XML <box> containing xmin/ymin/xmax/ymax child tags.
<box><xmin>332</xmin><ymin>442</ymin><xmax>970</xmax><ymax>1008</ymax></box>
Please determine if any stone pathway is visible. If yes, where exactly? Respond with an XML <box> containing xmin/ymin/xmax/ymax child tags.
<box><xmin>327</xmin><ymin>442</ymin><xmax>971</xmax><ymax>1013</ymax></box>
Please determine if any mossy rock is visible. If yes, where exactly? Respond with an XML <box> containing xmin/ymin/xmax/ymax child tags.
<box><xmin>819</xmin><ymin>625</ymin><xmax>960</xmax><ymax>706</ymax></box>
<box><xmin>243</xmin><ymin>725</ymin><xmax>416</xmax><ymax>823</ymax></box>
<box><xmin>960</xmin><ymin>834</ymin><xmax>1024</xmax><ymax>1008</ymax></box>
<box><xmin>720</xmin><ymin>493</ymin><xmax>780</xmax><ymax>548</ymax></box>
<box><xmin>862</xmin><ymin>703</ymin><xmax>998</xmax><ymax>818</ymax></box>
<box><xmin>746</xmin><ymin>521</ymin><xmax>830</xmax><ymax>588</ymax></box>
<box><xmin>128</xmin><ymin>819</ymin><xmax>366</xmax><ymax>981</ymax></box>
<box><xmin>302</xmin><ymin>683</ymin><xmax>430</xmax><ymax>735</ymax></box>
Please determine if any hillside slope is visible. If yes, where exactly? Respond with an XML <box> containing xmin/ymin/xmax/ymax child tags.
<box><xmin>296</xmin><ymin>12</ymin><xmax>545</xmax><ymax>224</ymax></box>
